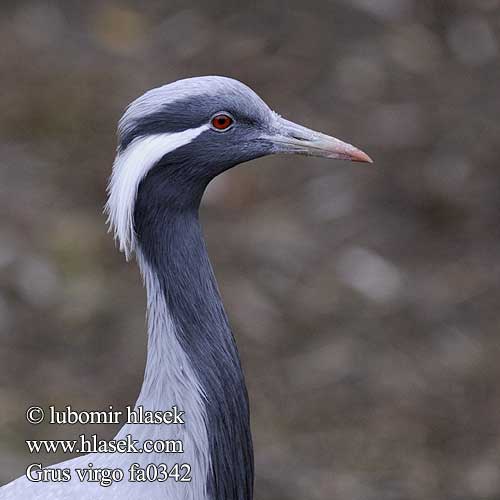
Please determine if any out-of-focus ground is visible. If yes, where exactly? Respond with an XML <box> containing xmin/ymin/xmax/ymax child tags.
<box><xmin>1</xmin><ymin>1</ymin><xmax>500</xmax><ymax>499</ymax></box>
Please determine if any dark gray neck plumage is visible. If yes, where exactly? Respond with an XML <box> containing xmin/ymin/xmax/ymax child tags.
<box><xmin>134</xmin><ymin>159</ymin><xmax>253</xmax><ymax>500</ymax></box>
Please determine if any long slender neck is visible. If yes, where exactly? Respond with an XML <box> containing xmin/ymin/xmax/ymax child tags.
<box><xmin>133</xmin><ymin>164</ymin><xmax>253</xmax><ymax>500</ymax></box>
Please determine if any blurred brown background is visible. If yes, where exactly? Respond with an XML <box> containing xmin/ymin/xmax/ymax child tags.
<box><xmin>1</xmin><ymin>1</ymin><xmax>500</xmax><ymax>499</ymax></box>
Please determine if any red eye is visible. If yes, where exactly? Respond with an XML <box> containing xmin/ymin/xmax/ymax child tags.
<box><xmin>211</xmin><ymin>114</ymin><xmax>233</xmax><ymax>130</ymax></box>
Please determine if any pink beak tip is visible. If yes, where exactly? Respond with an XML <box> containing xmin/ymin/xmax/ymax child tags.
<box><xmin>351</xmin><ymin>149</ymin><xmax>374</xmax><ymax>164</ymax></box>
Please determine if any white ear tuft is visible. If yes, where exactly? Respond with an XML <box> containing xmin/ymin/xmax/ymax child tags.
<box><xmin>105</xmin><ymin>125</ymin><xmax>209</xmax><ymax>260</ymax></box>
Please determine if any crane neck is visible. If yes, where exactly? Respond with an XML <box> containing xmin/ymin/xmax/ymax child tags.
<box><xmin>133</xmin><ymin>161</ymin><xmax>254</xmax><ymax>500</ymax></box>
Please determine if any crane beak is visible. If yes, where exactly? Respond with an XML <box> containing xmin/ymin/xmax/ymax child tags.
<box><xmin>265</xmin><ymin>117</ymin><xmax>373</xmax><ymax>164</ymax></box>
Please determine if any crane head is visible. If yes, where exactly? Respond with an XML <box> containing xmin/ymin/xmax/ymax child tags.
<box><xmin>106</xmin><ymin>76</ymin><xmax>372</xmax><ymax>258</ymax></box>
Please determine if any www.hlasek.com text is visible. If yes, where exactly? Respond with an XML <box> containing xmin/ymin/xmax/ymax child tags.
<box><xmin>26</xmin><ymin>434</ymin><xmax>184</xmax><ymax>454</ymax></box>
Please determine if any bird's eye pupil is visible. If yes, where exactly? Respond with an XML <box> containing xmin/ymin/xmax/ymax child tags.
<box><xmin>211</xmin><ymin>114</ymin><xmax>233</xmax><ymax>130</ymax></box>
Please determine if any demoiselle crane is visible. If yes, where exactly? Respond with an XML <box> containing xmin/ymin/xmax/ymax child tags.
<box><xmin>1</xmin><ymin>76</ymin><xmax>372</xmax><ymax>500</ymax></box>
